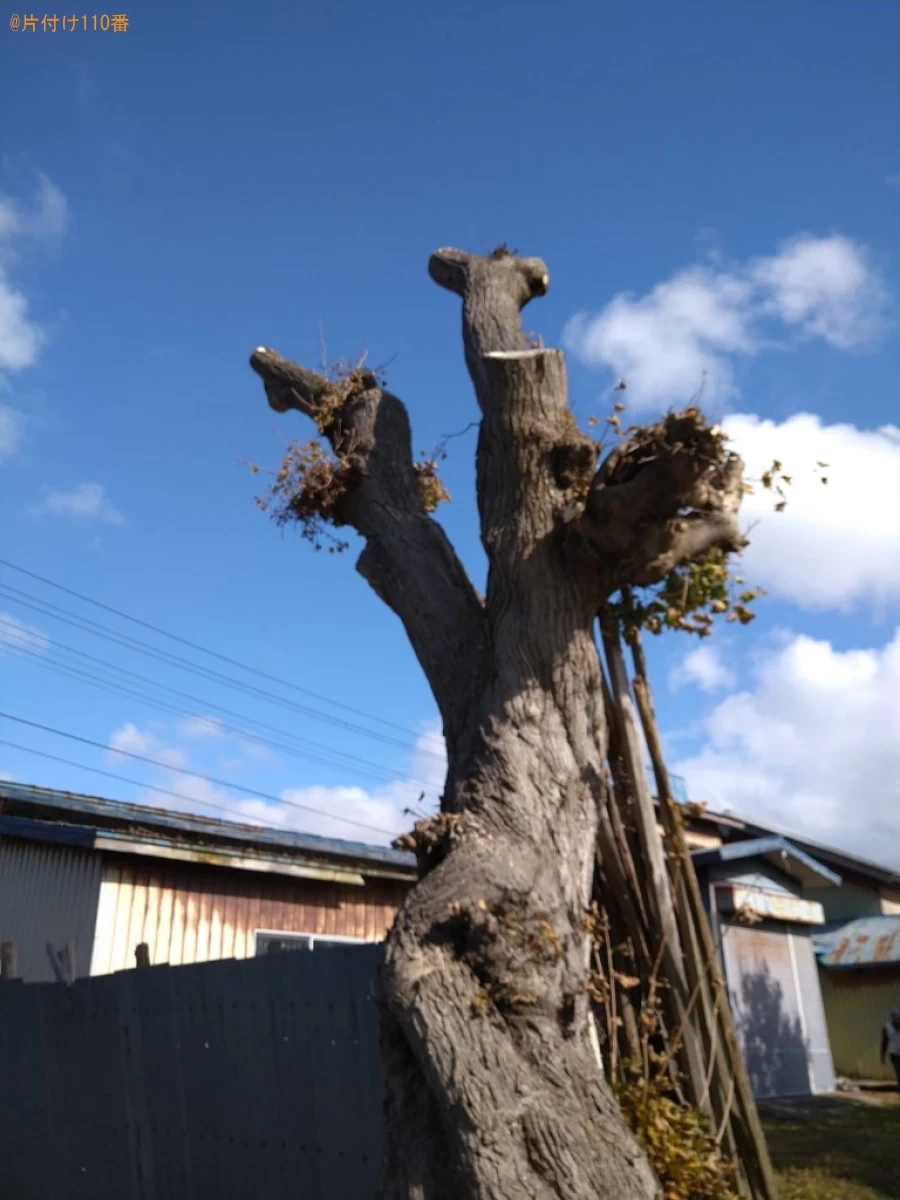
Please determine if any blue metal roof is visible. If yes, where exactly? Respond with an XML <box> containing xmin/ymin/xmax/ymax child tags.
<box><xmin>0</xmin><ymin>812</ymin><xmax>95</xmax><ymax>849</ymax></box>
<box><xmin>0</xmin><ymin>781</ymin><xmax>418</xmax><ymax>875</ymax></box>
<box><xmin>814</xmin><ymin>915</ymin><xmax>900</xmax><ymax>969</ymax></box>
<box><xmin>691</xmin><ymin>835</ymin><xmax>842</xmax><ymax>889</ymax></box>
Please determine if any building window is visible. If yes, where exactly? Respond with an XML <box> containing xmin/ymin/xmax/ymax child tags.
<box><xmin>254</xmin><ymin>930</ymin><xmax>368</xmax><ymax>956</ymax></box>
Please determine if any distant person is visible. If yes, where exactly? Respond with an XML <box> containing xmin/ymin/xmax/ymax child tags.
<box><xmin>880</xmin><ymin>1008</ymin><xmax>900</xmax><ymax>1088</ymax></box>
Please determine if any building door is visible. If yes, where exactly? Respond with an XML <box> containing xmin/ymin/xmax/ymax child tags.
<box><xmin>721</xmin><ymin>921</ymin><xmax>813</xmax><ymax>1098</ymax></box>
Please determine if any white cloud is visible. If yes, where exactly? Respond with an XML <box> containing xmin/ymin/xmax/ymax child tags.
<box><xmin>0</xmin><ymin>173</ymin><xmax>68</xmax><ymax>381</ymax></box>
<box><xmin>140</xmin><ymin>771</ymin><xmax>241</xmax><ymax>818</ymax></box>
<box><xmin>0</xmin><ymin>404</ymin><xmax>25</xmax><ymax>460</ymax></box>
<box><xmin>0</xmin><ymin>278</ymin><xmax>45</xmax><ymax>371</ymax></box>
<box><xmin>750</xmin><ymin>235</ymin><xmax>887</xmax><ymax>349</ymax></box>
<box><xmin>724</xmin><ymin>412</ymin><xmax>900</xmax><ymax>611</ymax></box>
<box><xmin>107</xmin><ymin>721</ymin><xmax>254</xmax><ymax>819</ymax></box>
<box><xmin>0</xmin><ymin>611</ymin><xmax>50</xmax><ymax>655</ymax></box>
<box><xmin>108</xmin><ymin>722</ymin><xmax>187</xmax><ymax>770</ymax></box>
<box><xmin>565</xmin><ymin>268</ymin><xmax>753</xmax><ymax>410</ymax></box>
<box><xmin>109</xmin><ymin>723</ymin><xmax>156</xmax><ymax>757</ymax></box>
<box><xmin>565</xmin><ymin>234</ymin><xmax>889</xmax><ymax>412</ymax></box>
<box><xmin>671</xmin><ymin>644</ymin><xmax>736</xmax><ymax>693</ymax></box>
<box><xmin>236</xmin><ymin>722</ymin><xmax>446</xmax><ymax>846</ymax></box>
<box><xmin>0</xmin><ymin>174</ymin><xmax>68</xmax><ymax>243</ymax></box>
<box><xmin>39</xmin><ymin>482</ymin><xmax>125</xmax><ymax>526</ymax></box>
<box><xmin>177</xmin><ymin>715</ymin><xmax>224</xmax><ymax>740</ymax></box>
<box><xmin>673</xmin><ymin>629</ymin><xmax>900</xmax><ymax>868</ymax></box>
<box><xmin>235</xmin><ymin>738</ymin><xmax>276</xmax><ymax>765</ymax></box>
<box><xmin>104</xmin><ymin>715</ymin><xmax>445</xmax><ymax>846</ymax></box>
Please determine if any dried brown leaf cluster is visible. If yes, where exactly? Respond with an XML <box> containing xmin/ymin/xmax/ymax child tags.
<box><xmin>253</xmin><ymin>438</ymin><xmax>355</xmax><ymax>553</ymax></box>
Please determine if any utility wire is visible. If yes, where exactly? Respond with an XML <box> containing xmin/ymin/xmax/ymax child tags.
<box><xmin>0</xmin><ymin>558</ymin><xmax>444</xmax><ymax>746</ymax></box>
<box><xmin>0</xmin><ymin>711</ymin><xmax>400</xmax><ymax>839</ymax></box>
<box><xmin>0</xmin><ymin>618</ymin><xmax>436</xmax><ymax>790</ymax></box>
<box><xmin>0</xmin><ymin>736</ymin><xmax>311</xmax><ymax>836</ymax></box>
<box><xmin>0</xmin><ymin>581</ymin><xmax>445</xmax><ymax>763</ymax></box>
<box><xmin>0</xmin><ymin>637</ymin><xmax>420</xmax><ymax>789</ymax></box>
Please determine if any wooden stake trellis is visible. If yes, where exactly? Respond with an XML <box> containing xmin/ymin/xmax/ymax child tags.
<box><xmin>594</xmin><ymin>606</ymin><xmax>777</xmax><ymax>1200</ymax></box>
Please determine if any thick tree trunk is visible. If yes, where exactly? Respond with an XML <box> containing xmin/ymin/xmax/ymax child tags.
<box><xmin>249</xmin><ymin>243</ymin><xmax>747</xmax><ymax>1200</ymax></box>
<box><xmin>380</xmin><ymin>658</ymin><xmax>661</xmax><ymax>1198</ymax></box>
<box><xmin>376</xmin><ymin>258</ymin><xmax>658</xmax><ymax>1198</ymax></box>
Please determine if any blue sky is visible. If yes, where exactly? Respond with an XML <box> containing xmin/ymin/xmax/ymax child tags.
<box><xmin>1</xmin><ymin>0</ymin><xmax>898</xmax><ymax>863</ymax></box>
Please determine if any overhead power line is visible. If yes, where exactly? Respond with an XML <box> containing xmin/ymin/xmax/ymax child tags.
<box><xmin>0</xmin><ymin>711</ymin><xmax>400</xmax><ymax>839</ymax></box>
<box><xmin>0</xmin><ymin>579</ymin><xmax>445</xmax><ymax>764</ymax></box>
<box><xmin>0</xmin><ymin>558</ymin><xmax>444</xmax><ymax>746</ymax></box>
<box><xmin>0</xmin><ymin>736</ymin><xmax>310</xmax><ymax>837</ymax></box>
<box><xmin>0</xmin><ymin>617</ymin><xmax>436</xmax><ymax>790</ymax></box>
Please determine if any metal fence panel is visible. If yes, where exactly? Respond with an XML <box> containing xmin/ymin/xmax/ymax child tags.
<box><xmin>0</xmin><ymin>839</ymin><xmax>103</xmax><ymax>983</ymax></box>
<box><xmin>0</xmin><ymin>944</ymin><xmax>386</xmax><ymax>1200</ymax></box>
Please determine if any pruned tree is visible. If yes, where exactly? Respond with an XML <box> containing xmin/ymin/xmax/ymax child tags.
<box><xmin>248</xmin><ymin>245</ymin><xmax>750</xmax><ymax>1200</ymax></box>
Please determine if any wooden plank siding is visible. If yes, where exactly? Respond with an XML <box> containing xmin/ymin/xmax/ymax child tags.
<box><xmin>89</xmin><ymin>854</ymin><xmax>409</xmax><ymax>974</ymax></box>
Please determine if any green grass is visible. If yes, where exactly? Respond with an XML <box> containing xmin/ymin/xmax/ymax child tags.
<box><xmin>761</xmin><ymin>1093</ymin><xmax>899</xmax><ymax>1200</ymax></box>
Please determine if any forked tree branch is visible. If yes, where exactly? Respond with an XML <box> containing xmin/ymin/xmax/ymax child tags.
<box><xmin>429</xmin><ymin>245</ymin><xmax>550</xmax><ymax>393</ymax></box>
<box><xmin>429</xmin><ymin>248</ymin><xmax>600</xmax><ymax>668</ymax></box>
<box><xmin>249</xmin><ymin>347</ymin><xmax>485</xmax><ymax>747</ymax></box>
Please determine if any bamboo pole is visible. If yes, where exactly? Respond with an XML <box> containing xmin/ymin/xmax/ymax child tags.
<box><xmin>627</xmin><ymin>630</ymin><xmax>778</xmax><ymax>1200</ymax></box>
<box><xmin>601</xmin><ymin>620</ymin><xmax>675</xmax><ymax>949</ymax></box>
<box><xmin>633</xmin><ymin>674</ymin><xmax>748</xmax><ymax>1187</ymax></box>
<box><xmin>600</xmin><ymin>620</ymin><xmax>712</xmax><ymax>1116</ymax></box>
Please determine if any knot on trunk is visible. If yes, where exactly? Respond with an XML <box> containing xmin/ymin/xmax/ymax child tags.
<box><xmin>430</xmin><ymin>893</ymin><xmax>570</xmax><ymax>1023</ymax></box>
<box><xmin>393</xmin><ymin>812</ymin><xmax>467</xmax><ymax>870</ymax></box>
<box><xmin>550</xmin><ymin>419</ymin><xmax>599</xmax><ymax>521</ymax></box>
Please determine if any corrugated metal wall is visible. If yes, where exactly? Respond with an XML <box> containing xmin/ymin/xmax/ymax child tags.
<box><xmin>818</xmin><ymin>965</ymin><xmax>899</xmax><ymax>1082</ymax></box>
<box><xmin>0</xmin><ymin>945</ymin><xmax>386</xmax><ymax>1200</ymax></box>
<box><xmin>90</xmin><ymin>856</ymin><xmax>408</xmax><ymax>974</ymax></box>
<box><xmin>0</xmin><ymin>838</ymin><xmax>103</xmax><ymax>982</ymax></box>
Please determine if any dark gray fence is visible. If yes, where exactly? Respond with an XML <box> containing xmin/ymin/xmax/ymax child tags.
<box><xmin>0</xmin><ymin>945</ymin><xmax>386</xmax><ymax>1200</ymax></box>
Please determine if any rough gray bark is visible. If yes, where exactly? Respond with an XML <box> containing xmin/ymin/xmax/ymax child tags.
<box><xmin>250</xmin><ymin>245</ymin><xmax>746</xmax><ymax>1200</ymax></box>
